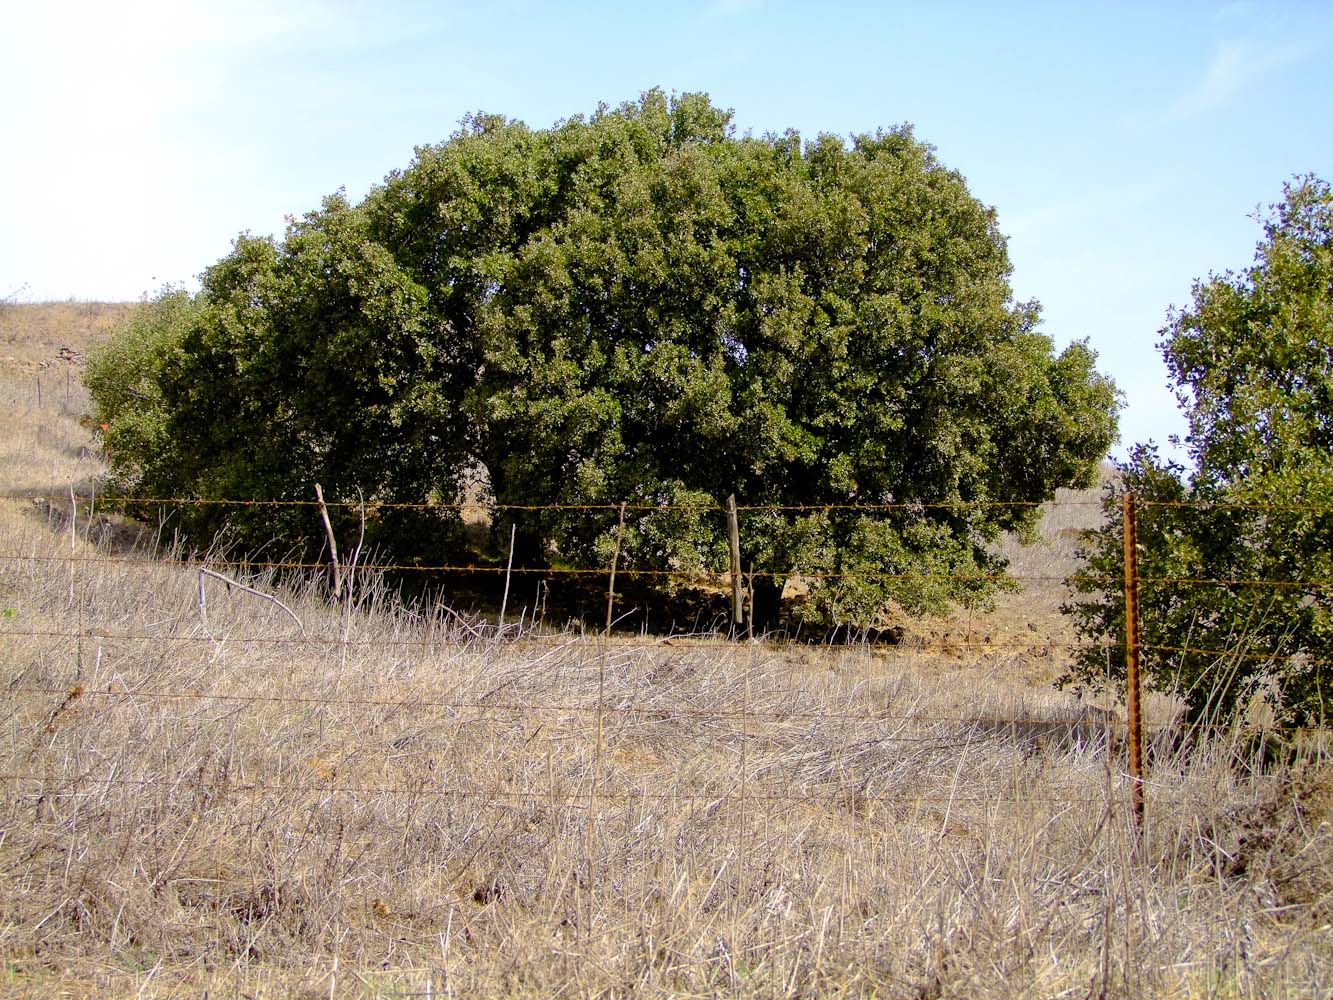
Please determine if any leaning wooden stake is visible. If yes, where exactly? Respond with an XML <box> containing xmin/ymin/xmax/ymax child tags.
<box><xmin>314</xmin><ymin>483</ymin><xmax>342</xmax><ymax>601</ymax></box>
<box><xmin>727</xmin><ymin>494</ymin><xmax>744</xmax><ymax>637</ymax></box>
<box><xmin>498</xmin><ymin>523</ymin><xmax>517</xmax><ymax>636</ymax></box>
<box><xmin>1122</xmin><ymin>492</ymin><xmax>1145</xmax><ymax>833</ymax></box>
<box><xmin>67</xmin><ymin>485</ymin><xmax>77</xmax><ymax>606</ymax></box>
<box><xmin>588</xmin><ymin>502</ymin><xmax>626</xmax><ymax>938</ymax></box>
<box><xmin>604</xmin><ymin>503</ymin><xmax>627</xmax><ymax>637</ymax></box>
<box><xmin>69</xmin><ymin>484</ymin><xmax>82</xmax><ymax>677</ymax></box>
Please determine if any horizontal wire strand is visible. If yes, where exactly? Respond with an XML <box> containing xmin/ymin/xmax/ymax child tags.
<box><xmin>8</xmin><ymin>684</ymin><xmax>1155</xmax><ymax>729</ymax></box>
<box><xmin>0</xmin><ymin>771</ymin><xmax>1124</xmax><ymax>806</ymax></box>
<box><xmin>0</xmin><ymin>627</ymin><xmax>1102</xmax><ymax>654</ymax></box>
<box><xmin>9</xmin><ymin>492</ymin><xmax>1333</xmax><ymax>513</ymax></box>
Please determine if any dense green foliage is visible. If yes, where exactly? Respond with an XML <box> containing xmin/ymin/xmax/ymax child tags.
<box><xmin>85</xmin><ymin>288</ymin><xmax>199</xmax><ymax>490</ymax></box>
<box><xmin>1064</xmin><ymin>177</ymin><xmax>1333</xmax><ymax>725</ymax></box>
<box><xmin>90</xmin><ymin>90</ymin><xmax>1118</xmax><ymax>626</ymax></box>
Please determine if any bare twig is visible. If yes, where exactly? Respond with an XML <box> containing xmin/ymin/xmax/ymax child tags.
<box><xmin>197</xmin><ymin>567</ymin><xmax>305</xmax><ymax>635</ymax></box>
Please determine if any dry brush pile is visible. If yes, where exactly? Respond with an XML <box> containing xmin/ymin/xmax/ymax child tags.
<box><xmin>0</xmin><ymin>306</ymin><xmax>1330</xmax><ymax>998</ymax></box>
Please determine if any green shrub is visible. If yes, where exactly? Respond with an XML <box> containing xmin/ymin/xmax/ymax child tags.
<box><xmin>1064</xmin><ymin>178</ymin><xmax>1333</xmax><ymax>727</ymax></box>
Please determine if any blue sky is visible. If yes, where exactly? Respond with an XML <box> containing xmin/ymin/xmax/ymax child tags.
<box><xmin>4</xmin><ymin>0</ymin><xmax>1332</xmax><ymax>460</ymax></box>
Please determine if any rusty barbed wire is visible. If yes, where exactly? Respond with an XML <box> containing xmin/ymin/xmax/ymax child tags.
<box><xmin>7</xmin><ymin>683</ymin><xmax>1140</xmax><ymax>729</ymax></box>
<box><xmin>4</xmin><ymin>492</ymin><xmax>1109</xmax><ymax>512</ymax></box>
<box><xmin>0</xmin><ymin>550</ymin><xmax>1102</xmax><ymax>584</ymax></box>
<box><xmin>1140</xmin><ymin>642</ymin><xmax>1333</xmax><ymax>668</ymax></box>
<box><xmin>0</xmin><ymin>626</ymin><xmax>1100</xmax><ymax>656</ymax></box>
<box><xmin>1139</xmin><ymin>575</ymin><xmax>1333</xmax><ymax>590</ymax></box>
<box><xmin>1139</xmin><ymin>499</ymin><xmax>1333</xmax><ymax>514</ymax></box>
<box><xmin>9</xmin><ymin>492</ymin><xmax>1333</xmax><ymax>513</ymax></box>
<box><xmin>0</xmin><ymin>770</ymin><xmax>1130</xmax><ymax>806</ymax></box>
<box><xmin>9</xmin><ymin>549</ymin><xmax>1333</xmax><ymax>589</ymax></box>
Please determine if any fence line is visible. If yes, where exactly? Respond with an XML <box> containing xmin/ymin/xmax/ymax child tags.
<box><xmin>1</xmin><ymin>683</ymin><xmax>1132</xmax><ymax>728</ymax></box>
<box><xmin>5</xmin><ymin>490</ymin><xmax>1328</xmax><ymax>952</ymax></box>
<box><xmin>1140</xmin><ymin>498</ymin><xmax>1333</xmax><ymax>513</ymax></box>
<box><xmin>4</xmin><ymin>492</ymin><xmax>1108</xmax><ymax>512</ymax></box>
<box><xmin>11</xmin><ymin>683</ymin><xmax>1326</xmax><ymax>738</ymax></box>
<box><xmin>8</xmin><ymin>548</ymin><xmax>1333</xmax><ymax>590</ymax></box>
<box><xmin>0</xmin><ymin>551</ymin><xmax>1090</xmax><ymax>583</ymax></box>
<box><xmin>1142</xmin><ymin>642</ymin><xmax>1333</xmax><ymax>668</ymax></box>
<box><xmin>10</xmin><ymin>549</ymin><xmax>1333</xmax><ymax>589</ymax></box>
<box><xmin>0</xmin><ymin>771</ymin><xmax>1114</xmax><ymax>806</ymax></box>
<box><xmin>5</xmin><ymin>489</ymin><xmax>1332</xmax><ymax>820</ymax></box>
<box><xmin>1138</xmin><ymin>575</ymin><xmax>1333</xmax><ymax>590</ymax></box>
<box><xmin>10</xmin><ymin>491</ymin><xmax>1333</xmax><ymax>514</ymax></box>
<box><xmin>0</xmin><ymin>626</ymin><xmax>1101</xmax><ymax>655</ymax></box>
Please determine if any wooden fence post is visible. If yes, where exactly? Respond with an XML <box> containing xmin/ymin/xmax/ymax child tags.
<box><xmin>498</xmin><ymin>523</ymin><xmax>517</xmax><ymax>636</ymax></box>
<box><xmin>727</xmin><ymin>495</ymin><xmax>744</xmax><ymax>637</ymax></box>
<box><xmin>604</xmin><ymin>503</ymin><xmax>627</xmax><ymax>637</ymax></box>
<box><xmin>1122</xmin><ymin>492</ymin><xmax>1145</xmax><ymax>834</ymax></box>
<box><xmin>314</xmin><ymin>483</ymin><xmax>342</xmax><ymax>601</ymax></box>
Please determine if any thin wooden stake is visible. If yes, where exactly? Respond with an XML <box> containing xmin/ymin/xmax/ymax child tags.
<box><xmin>746</xmin><ymin>561</ymin><xmax>755</xmax><ymax>641</ymax></box>
<box><xmin>83</xmin><ymin>480</ymin><xmax>95</xmax><ymax>543</ymax></box>
<box><xmin>1122</xmin><ymin>492</ymin><xmax>1145</xmax><ymax>834</ymax></box>
<box><xmin>67</xmin><ymin>485</ymin><xmax>76</xmax><ymax>606</ymax></box>
<box><xmin>737</xmin><ymin>647</ymin><xmax>751</xmax><ymax>920</ymax></box>
<box><xmin>314</xmin><ymin>483</ymin><xmax>342</xmax><ymax>602</ymax></box>
<box><xmin>604</xmin><ymin>503</ymin><xmax>627</xmax><ymax>637</ymax></box>
<box><xmin>589</xmin><ymin>502</ymin><xmax>626</xmax><ymax>936</ymax></box>
<box><xmin>727</xmin><ymin>494</ymin><xmax>743</xmax><ymax>637</ymax></box>
<box><xmin>72</xmin><ymin>484</ymin><xmax>83</xmax><ymax>679</ymax></box>
<box><xmin>498</xmin><ymin>523</ymin><xmax>517</xmax><ymax>636</ymax></box>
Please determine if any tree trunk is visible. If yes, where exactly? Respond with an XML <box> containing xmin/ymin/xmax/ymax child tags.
<box><xmin>506</xmin><ymin>524</ymin><xmax>547</xmax><ymax>568</ymax></box>
<box><xmin>749</xmin><ymin>577</ymin><xmax>784</xmax><ymax>636</ymax></box>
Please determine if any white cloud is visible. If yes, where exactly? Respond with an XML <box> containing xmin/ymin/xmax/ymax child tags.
<box><xmin>1003</xmin><ymin>175</ymin><xmax>1175</xmax><ymax>241</ymax></box>
<box><xmin>1167</xmin><ymin>38</ymin><xmax>1310</xmax><ymax>120</ymax></box>
<box><xmin>707</xmin><ymin>0</ymin><xmax>766</xmax><ymax>15</ymax></box>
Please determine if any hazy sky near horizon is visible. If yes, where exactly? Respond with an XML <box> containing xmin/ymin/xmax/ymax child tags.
<box><xmin>4</xmin><ymin>0</ymin><xmax>1332</xmax><ymax>460</ymax></box>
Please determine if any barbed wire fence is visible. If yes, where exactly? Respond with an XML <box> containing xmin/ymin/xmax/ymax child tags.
<box><xmin>2</xmin><ymin>486</ymin><xmax>1330</xmax><ymax>865</ymax></box>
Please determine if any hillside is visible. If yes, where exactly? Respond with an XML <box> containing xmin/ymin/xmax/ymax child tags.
<box><xmin>0</xmin><ymin>300</ymin><xmax>132</xmax><ymax>373</ymax></box>
<box><xmin>0</xmin><ymin>305</ymin><xmax>1328</xmax><ymax>998</ymax></box>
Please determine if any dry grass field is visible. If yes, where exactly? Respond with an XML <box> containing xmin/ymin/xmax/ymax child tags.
<box><xmin>1</xmin><ymin>303</ymin><xmax>1330</xmax><ymax>998</ymax></box>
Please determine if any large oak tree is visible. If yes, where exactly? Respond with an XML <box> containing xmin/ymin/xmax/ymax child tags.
<box><xmin>90</xmin><ymin>89</ymin><xmax>1118</xmax><ymax>628</ymax></box>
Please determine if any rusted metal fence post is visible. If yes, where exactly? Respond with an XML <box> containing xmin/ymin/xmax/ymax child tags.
<box><xmin>1122</xmin><ymin>492</ymin><xmax>1145</xmax><ymax>833</ymax></box>
<box><xmin>727</xmin><ymin>495</ymin><xmax>744</xmax><ymax>637</ymax></box>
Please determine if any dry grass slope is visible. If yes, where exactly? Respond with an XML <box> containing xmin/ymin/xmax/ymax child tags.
<box><xmin>0</xmin><ymin>303</ymin><xmax>1329</xmax><ymax>998</ymax></box>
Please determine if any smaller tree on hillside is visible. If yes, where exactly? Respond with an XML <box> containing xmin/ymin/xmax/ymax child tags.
<box><xmin>1064</xmin><ymin>176</ymin><xmax>1333</xmax><ymax>727</ymax></box>
<box><xmin>85</xmin><ymin>287</ymin><xmax>198</xmax><ymax>497</ymax></box>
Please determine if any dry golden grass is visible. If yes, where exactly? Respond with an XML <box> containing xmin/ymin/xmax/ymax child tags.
<box><xmin>0</xmin><ymin>301</ymin><xmax>132</xmax><ymax>374</ymax></box>
<box><xmin>0</xmin><ymin>311</ymin><xmax>1329</xmax><ymax>998</ymax></box>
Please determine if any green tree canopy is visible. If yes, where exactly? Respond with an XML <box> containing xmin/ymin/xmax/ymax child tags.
<box><xmin>1064</xmin><ymin>176</ymin><xmax>1333</xmax><ymax>726</ymax></box>
<box><xmin>90</xmin><ymin>89</ymin><xmax>1118</xmax><ymax>628</ymax></box>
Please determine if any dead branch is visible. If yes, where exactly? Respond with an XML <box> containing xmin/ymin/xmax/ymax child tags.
<box><xmin>197</xmin><ymin>567</ymin><xmax>305</xmax><ymax>635</ymax></box>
